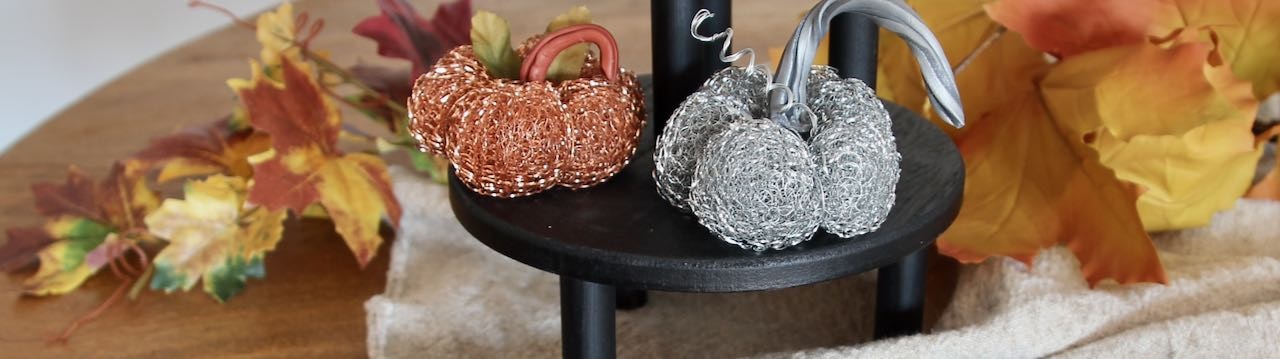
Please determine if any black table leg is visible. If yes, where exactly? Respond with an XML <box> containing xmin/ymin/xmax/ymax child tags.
<box><xmin>873</xmin><ymin>245</ymin><xmax>929</xmax><ymax>339</ymax></box>
<box><xmin>616</xmin><ymin>288</ymin><xmax>648</xmax><ymax>310</ymax></box>
<box><xmin>561</xmin><ymin>276</ymin><xmax>617</xmax><ymax>359</ymax></box>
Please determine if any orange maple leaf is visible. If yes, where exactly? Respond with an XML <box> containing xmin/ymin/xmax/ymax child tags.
<box><xmin>236</xmin><ymin>58</ymin><xmax>402</xmax><ymax>267</ymax></box>
<box><xmin>941</xmin><ymin>91</ymin><xmax>1167</xmax><ymax>286</ymax></box>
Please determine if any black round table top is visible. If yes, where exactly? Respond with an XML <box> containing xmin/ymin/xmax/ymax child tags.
<box><xmin>448</xmin><ymin>98</ymin><xmax>963</xmax><ymax>293</ymax></box>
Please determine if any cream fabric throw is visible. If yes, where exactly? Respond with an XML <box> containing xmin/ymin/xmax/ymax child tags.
<box><xmin>367</xmin><ymin>168</ymin><xmax>1280</xmax><ymax>358</ymax></box>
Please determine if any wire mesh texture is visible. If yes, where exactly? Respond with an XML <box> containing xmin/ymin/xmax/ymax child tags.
<box><xmin>408</xmin><ymin>26</ymin><xmax>645</xmax><ymax>197</ymax></box>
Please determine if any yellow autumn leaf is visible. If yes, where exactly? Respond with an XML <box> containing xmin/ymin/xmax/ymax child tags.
<box><xmin>25</xmin><ymin>241</ymin><xmax>100</xmax><ymax>296</ymax></box>
<box><xmin>1040</xmin><ymin>41</ymin><xmax>1260</xmax><ymax>230</ymax></box>
<box><xmin>256</xmin><ymin>2</ymin><xmax>301</xmax><ymax>68</ymax></box>
<box><xmin>23</xmin><ymin>218</ymin><xmax>115</xmax><ymax>295</ymax></box>
<box><xmin>145</xmin><ymin>175</ymin><xmax>287</xmax><ymax>302</ymax></box>
<box><xmin>314</xmin><ymin>153</ymin><xmax>399</xmax><ymax>264</ymax></box>
<box><xmin>1152</xmin><ymin>0</ymin><xmax>1280</xmax><ymax>98</ymax></box>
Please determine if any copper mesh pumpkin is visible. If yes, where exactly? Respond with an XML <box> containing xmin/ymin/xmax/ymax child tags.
<box><xmin>408</xmin><ymin>24</ymin><xmax>645</xmax><ymax>197</ymax></box>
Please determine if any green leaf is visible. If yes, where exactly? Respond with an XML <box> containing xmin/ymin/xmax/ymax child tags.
<box><xmin>408</xmin><ymin>149</ymin><xmax>447</xmax><ymax>183</ymax></box>
<box><xmin>470</xmin><ymin>11</ymin><xmax>521</xmax><ymax>79</ymax></box>
<box><xmin>150</xmin><ymin>262</ymin><xmax>187</xmax><ymax>293</ymax></box>
<box><xmin>204</xmin><ymin>256</ymin><xmax>266</xmax><ymax>302</ymax></box>
<box><xmin>54</xmin><ymin>218</ymin><xmax>113</xmax><ymax>270</ymax></box>
<box><xmin>544</xmin><ymin>6</ymin><xmax>592</xmax><ymax>81</ymax></box>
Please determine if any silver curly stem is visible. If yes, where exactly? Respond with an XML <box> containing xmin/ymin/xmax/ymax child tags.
<box><xmin>770</xmin><ymin>0</ymin><xmax>965</xmax><ymax>132</ymax></box>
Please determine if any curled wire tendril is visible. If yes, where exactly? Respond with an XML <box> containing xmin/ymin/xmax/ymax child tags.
<box><xmin>691</xmin><ymin>9</ymin><xmax>757</xmax><ymax>72</ymax></box>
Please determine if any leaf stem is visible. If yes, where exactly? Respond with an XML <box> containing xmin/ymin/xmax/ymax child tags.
<box><xmin>298</xmin><ymin>46</ymin><xmax>409</xmax><ymax>118</ymax></box>
<box><xmin>954</xmin><ymin>25</ymin><xmax>1007</xmax><ymax>74</ymax></box>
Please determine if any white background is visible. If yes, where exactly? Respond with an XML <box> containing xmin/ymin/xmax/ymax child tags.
<box><xmin>0</xmin><ymin>0</ymin><xmax>279</xmax><ymax>152</ymax></box>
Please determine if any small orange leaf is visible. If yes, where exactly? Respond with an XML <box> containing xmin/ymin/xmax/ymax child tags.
<box><xmin>985</xmin><ymin>0</ymin><xmax>1159</xmax><ymax>58</ymax></box>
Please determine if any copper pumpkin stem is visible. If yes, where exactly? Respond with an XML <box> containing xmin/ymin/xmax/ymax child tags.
<box><xmin>519</xmin><ymin>24</ymin><xmax>620</xmax><ymax>82</ymax></box>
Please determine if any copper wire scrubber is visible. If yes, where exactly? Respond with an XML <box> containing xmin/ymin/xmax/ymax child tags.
<box><xmin>408</xmin><ymin>24</ymin><xmax>645</xmax><ymax>197</ymax></box>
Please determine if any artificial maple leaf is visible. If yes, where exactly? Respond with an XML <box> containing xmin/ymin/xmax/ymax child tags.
<box><xmin>876</xmin><ymin>0</ymin><xmax>1048</xmax><ymax>136</ymax></box>
<box><xmin>135</xmin><ymin>119</ymin><xmax>271</xmax><ymax>183</ymax></box>
<box><xmin>1040</xmin><ymin>41</ymin><xmax>1259</xmax><ymax>231</ymax></box>
<box><xmin>30</xmin><ymin>162</ymin><xmax>158</xmax><ymax>230</ymax></box>
<box><xmin>1152</xmin><ymin>0</ymin><xmax>1280</xmax><ymax>99</ymax></box>
<box><xmin>145</xmin><ymin>175</ymin><xmax>286</xmax><ymax>302</ymax></box>
<box><xmin>941</xmin><ymin>90</ymin><xmax>1166</xmax><ymax>286</ymax></box>
<box><xmin>354</xmin><ymin>0</ymin><xmax>473</xmax><ymax>78</ymax></box>
<box><xmin>0</xmin><ymin>227</ymin><xmax>54</xmax><ymax>271</ymax></box>
<box><xmin>31</xmin><ymin>166</ymin><xmax>100</xmax><ymax>220</ymax></box>
<box><xmin>12</xmin><ymin>163</ymin><xmax>159</xmax><ymax>294</ymax></box>
<box><xmin>984</xmin><ymin>0</ymin><xmax>1159</xmax><ymax>58</ymax></box>
<box><xmin>237</xmin><ymin>58</ymin><xmax>402</xmax><ymax>267</ymax></box>
<box><xmin>23</xmin><ymin>218</ymin><xmax>116</xmax><ymax>295</ymax></box>
<box><xmin>255</xmin><ymin>2</ymin><xmax>303</xmax><ymax>68</ymax></box>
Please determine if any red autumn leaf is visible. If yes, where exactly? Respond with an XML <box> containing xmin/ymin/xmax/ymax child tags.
<box><xmin>237</xmin><ymin>58</ymin><xmax>402</xmax><ymax>267</ymax></box>
<box><xmin>31</xmin><ymin>166</ymin><xmax>99</xmax><ymax>221</ymax></box>
<box><xmin>351</xmin><ymin>64</ymin><xmax>413</xmax><ymax>104</ymax></box>
<box><xmin>985</xmin><ymin>0</ymin><xmax>1160</xmax><ymax>58</ymax></box>
<box><xmin>0</xmin><ymin>227</ymin><xmax>54</xmax><ymax>271</ymax></box>
<box><xmin>134</xmin><ymin>118</ymin><xmax>272</xmax><ymax>182</ymax></box>
<box><xmin>29</xmin><ymin>162</ymin><xmax>158</xmax><ymax>230</ymax></box>
<box><xmin>97</xmin><ymin>161</ymin><xmax>161</xmax><ymax>230</ymax></box>
<box><xmin>353</xmin><ymin>0</ymin><xmax>473</xmax><ymax>78</ymax></box>
<box><xmin>349</xmin><ymin>64</ymin><xmax>413</xmax><ymax>133</ymax></box>
<box><xmin>240</xmin><ymin>63</ymin><xmax>340</xmax><ymax>155</ymax></box>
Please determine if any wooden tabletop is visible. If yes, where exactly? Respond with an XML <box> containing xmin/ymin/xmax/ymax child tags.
<box><xmin>0</xmin><ymin>1</ymin><xmax>822</xmax><ymax>357</ymax></box>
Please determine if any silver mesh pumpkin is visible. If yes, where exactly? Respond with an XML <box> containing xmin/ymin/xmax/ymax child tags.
<box><xmin>653</xmin><ymin>0</ymin><xmax>965</xmax><ymax>250</ymax></box>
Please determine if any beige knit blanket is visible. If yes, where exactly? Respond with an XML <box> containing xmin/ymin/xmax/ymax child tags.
<box><xmin>367</xmin><ymin>168</ymin><xmax>1280</xmax><ymax>358</ymax></box>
